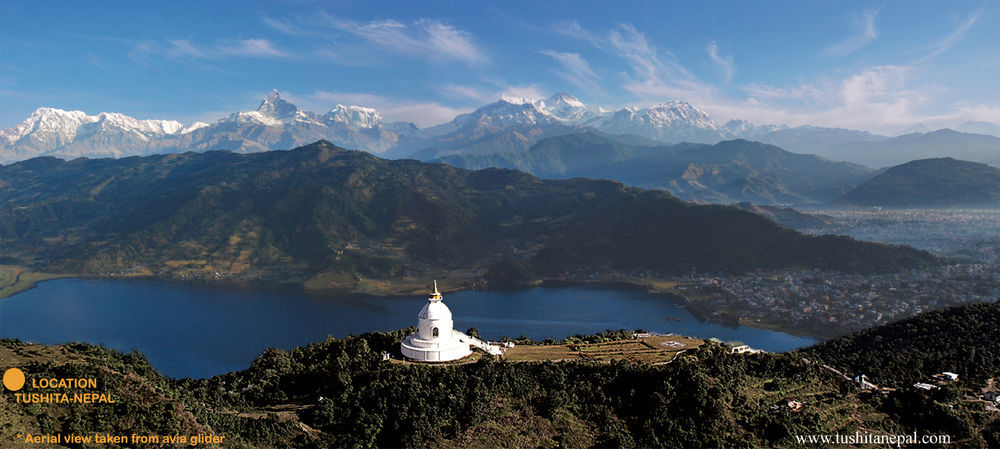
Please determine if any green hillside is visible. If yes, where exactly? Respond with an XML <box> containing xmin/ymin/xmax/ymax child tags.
<box><xmin>803</xmin><ymin>301</ymin><xmax>1000</xmax><ymax>386</ymax></box>
<box><xmin>3</xmin><ymin>301</ymin><xmax>999</xmax><ymax>448</ymax></box>
<box><xmin>440</xmin><ymin>134</ymin><xmax>872</xmax><ymax>204</ymax></box>
<box><xmin>834</xmin><ymin>157</ymin><xmax>1000</xmax><ymax>208</ymax></box>
<box><xmin>0</xmin><ymin>140</ymin><xmax>937</xmax><ymax>293</ymax></box>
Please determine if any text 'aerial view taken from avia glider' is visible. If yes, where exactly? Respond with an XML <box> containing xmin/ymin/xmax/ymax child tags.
<box><xmin>1</xmin><ymin>1</ymin><xmax>999</xmax><ymax>447</ymax></box>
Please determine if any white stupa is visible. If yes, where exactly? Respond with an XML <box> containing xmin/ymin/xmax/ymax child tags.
<box><xmin>400</xmin><ymin>281</ymin><xmax>473</xmax><ymax>362</ymax></box>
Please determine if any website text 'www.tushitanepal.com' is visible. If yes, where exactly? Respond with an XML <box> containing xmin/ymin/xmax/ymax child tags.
<box><xmin>795</xmin><ymin>431</ymin><xmax>951</xmax><ymax>447</ymax></box>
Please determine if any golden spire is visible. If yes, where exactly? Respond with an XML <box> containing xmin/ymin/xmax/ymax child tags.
<box><xmin>430</xmin><ymin>280</ymin><xmax>443</xmax><ymax>300</ymax></box>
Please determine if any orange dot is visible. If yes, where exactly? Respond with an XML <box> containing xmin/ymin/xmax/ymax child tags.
<box><xmin>3</xmin><ymin>368</ymin><xmax>25</xmax><ymax>391</ymax></box>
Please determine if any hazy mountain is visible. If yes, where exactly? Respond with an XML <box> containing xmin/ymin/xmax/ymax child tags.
<box><xmin>833</xmin><ymin>157</ymin><xmax>1000</xmax><ymax>208</ymax></box>
<box><xmin>750</xmin><ymin>125</ymin><xmax>889</xmax><ymax>156</ymax></box>
<box><xmin>896</xmin><ymin>123</ymin><xmax>931</xmax><ymax>135</ymax></box>
<box><xmin>7</xmin><ymin>90</ymin><xmax>997</xmax><ymax>170</ymax></box>
<box><xmin>0</xmin><ymin>141</ymin><xmax>937</xmax><ymax>285</ymax></box>
<box><xmin>655</xmin><ymin>140</ymin><xmax>873</xmax><ymax>204</ymax></box>
<box><xmin>955</xmin><ymin>120</ymin><xmax>1000</xmax><ymax>137</ymax></box>
<box><xmin>440</xmin><ymin>133</ymin><xmax>873</xmax><ymax>205</ymax></box>
<box><xmin>721</xmin><ymin>119</ymin><xmax>786</xmax><ymax>137</ymax></box>
<box><xmin>819</xmin><ymin>129</ymin><xmax>1000</xmax><ymax>168</ymax></box>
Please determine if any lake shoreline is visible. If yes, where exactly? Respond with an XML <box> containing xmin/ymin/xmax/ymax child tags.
<box><xmin>2</xmin><ymin>268</ymin><xmax>830</xmax><ymax>342</ymax></box>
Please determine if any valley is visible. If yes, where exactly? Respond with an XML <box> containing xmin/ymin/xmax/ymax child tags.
<box><xmin>3</xmin><ymin>2</ymin><xmax>999</xmax><ymax>447</ymax></box>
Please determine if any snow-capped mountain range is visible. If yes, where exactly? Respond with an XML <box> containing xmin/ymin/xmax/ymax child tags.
<box><xmin>0</xmin><ymin>90</ymin><xmax>799</xmax><ymax>163</ymax></box>
<box><xmin>4</xmin><ymin>89</ymin><xmax>995</xmax><ymax>166</ymax></box>
<box><xmin>0</xmin><ymin>90</ymin><xmax>408</xmax><ymax>163</ymax></box>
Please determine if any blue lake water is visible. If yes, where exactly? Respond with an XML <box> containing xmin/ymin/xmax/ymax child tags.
<box><xmin>0</xmin><ymin>279</ymin><xmax>817</xmax><ymax>379</ymax></box>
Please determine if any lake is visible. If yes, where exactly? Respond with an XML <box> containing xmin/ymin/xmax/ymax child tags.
<box><xmin>0</xmin><ymin>279</ymin><xmax>817</xmax><ymax>378</ymax></box>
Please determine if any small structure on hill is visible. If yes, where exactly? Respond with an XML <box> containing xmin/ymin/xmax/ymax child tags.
<box><xmin>400</xmin><ymin>281</ymin><xmax>503</xmax><ymax>362</ymax></box>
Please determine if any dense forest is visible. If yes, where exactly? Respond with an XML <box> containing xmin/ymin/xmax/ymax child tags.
<box><xmin>834</xmin><ymin>157</ymin><xmax>1000</xmax><ymax>208</ymax></box>
<box><xmin>3</xmin><ymin>300</ymin><xmax>998</xmax><ymax>448</ymax></box>
<box><xmin>0</xmin><ymin>141</ymin><xmax>938</xmax><ymax>294</ymax></box>
<box><xmin>803</xmin><ymin>301</ymin><xmax>1000</xmax><ymax>387</ymax></box>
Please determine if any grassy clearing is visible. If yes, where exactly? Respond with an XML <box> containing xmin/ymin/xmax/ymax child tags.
<box><xmin>0</xmin><ymin>265</ymin><xmax>71</xmax><ymax>299</ymax></box>
<box><xmin>504</xmin><ymin>336</ymin><xmax>703</xmax><ymax>363</ymax></box>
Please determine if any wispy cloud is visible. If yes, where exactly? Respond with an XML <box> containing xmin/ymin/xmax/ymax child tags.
<box><xmin>558</xmin><ymin>20</ymin><xmax>987</xmax><ymax>134</ymax></box>
<box><xmin>824</xmin><ymin>8</ymin><xmax>880</xmax><ymax>57</ymax></box>
<box><xmin>603</xmin><ymin>23</ymin><xmax>715</xmax><ymax>104</ymax></box>
<box><xmin>499</xmin><ymin>84</ymin><xmax>547</xmax><ymax>101</ymax></box>
<box><xmin>308</xmin><ymin>90</ymin><xmax>471</xmax><ymax>127</ymax></box>
<box><xmin>438</xmin><ymin>83</ymin><xmax>547</xmax><ymax>104</ymax></box>
<box><xmin>915</xmin><ymin>10</ymin><xmax>981</xmax><ymax>63</ymax></box>
<box><xmin>132</xmin><ymin>38</ymin><xmax>289</xmax><ymax>66</ymax></box>
<box><xmin>308</xmin><ymin>14</ymin><xmax>487</xmax><ymax>66</ymax></box>
<box><xmin>216</xmin><ymin>39</ymin><xmax>287</xmax><ymax>58</ymax></box>
<box><xmin>553</xmin><ymin>20</ymin><xmax>604</xmax><ymax>48</ymax></box>
<box><xmin>439</xmin><ymin>84</ymin><xmax>497</xmax><ymax>103</ymax></box>
<box><xmin>706</xmin><ymin>41</ymin><xmax>734</xmax><ymax>84</ymax></box>
<box><xmin>537</xmin><ymin>49</ymin><xmax>603</xmax><ymax>95</ymax></box>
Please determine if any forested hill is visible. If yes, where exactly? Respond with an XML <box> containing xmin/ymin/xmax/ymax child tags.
<box><xmin>4</xmin><ymin>300</ymin><xmax>1000</xmax><ymax>448</ymax></box>
<box><xmin>834</xmin><ymin>157</ymin><xmax>1000</xmax><ymax>208</ymax></box>
<box><xmin>0</xmin><ymin>140</ymin><xmax>937</xmax><ymax>288</ymax></box>
<box><xmin>803</xmin><ymin>300</ymin><xmax>1000</xmax><ymax>386</ymax></box>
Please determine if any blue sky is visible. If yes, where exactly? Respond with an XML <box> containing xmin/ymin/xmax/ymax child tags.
<box><xmin>1</xmin><ymin>0</ymin><xmax>997</xmax><ymax>133</ymax></box>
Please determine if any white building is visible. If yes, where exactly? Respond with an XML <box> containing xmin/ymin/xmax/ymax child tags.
<box><xmin>400</xmin><ymin>281</ymin><xmax>473</xmax><ymax>362</ymax></box>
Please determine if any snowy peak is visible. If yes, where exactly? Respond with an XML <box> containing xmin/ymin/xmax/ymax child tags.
<box><xmin>222</xmin><ymin>89</ymin><xmax>317</xmax><ymax>126</ymax></box>
<box><xmin>180</xmin><ymin>122</ymin><xmax>209</xmax><ymax>134</ymax></box>
<box><xmin>1</xmin><ymin>108</ymin><xmax>93</xmax><ymax>144</ymax></box>
<box><xmin>325</xmin><ymin>104</ymin><xmax>383</xmax><ymax>129</ymax></box>
<box><xmin>642</xmin><ymin>101</ymin><xmax>716</xmax><ymax>129</ymax></box>
<box><xmin>722</xmin><ymin>119</ymin><xmax>785</xmax><ymax>138</ymax></box>
<box><xmin>92</xmin><ymin>112</ymin><xmax>184</xmax><ymax>135</ymax></box>
<box><xmin>1</xmin><ymin>107</ymin><xmax>184</xmax><ymax>146</ymax></box>
<box><xmin>587</xmin><ymin>101</ymin><xmax>726</xmax><ymax>143</ymax></box>
<box><xmin>539</xmin><ymin>92</ymin><xmax>599</xmax><ymax>122</ymax></box>
<box><xmin>257</xmin><ymin>89</ymin><xmax>298</xmax><ymax>118</ymax></box>
<box><xmin>546</xmin><ymin>92</ymin><xmax>584</xmax><ymax>108</ymax></box>
<box><xmin>497</xmin><ymin>95</ymin><xmax>540</xmax><ymax>105</ymax></box>
<box><xmin>441</xmin><ymin>97</ymin><xmax>555</xmax><ymax>132</ymax></box>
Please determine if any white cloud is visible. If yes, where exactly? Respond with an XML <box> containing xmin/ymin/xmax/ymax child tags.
<box><xmin>552</xmin><ymin>20</ymin><xmax>604</xmax><ymax>47</ymax></box>
<box><xmin>134</xmin><ymin>38</ymin><xmax>289</xmax><ymax>63</ymax></box>
<box><xmin>537</xmin><ymin>49</ymin><xmax>602</xmax><ymax>95</ymax></box>
<box><xmin>557</xmin><ymin>20</ymin><xmax>998</xmax><ymax>134</ymax></box>
<box><xmin>824</xmin><ymin>9</ymin><xmax>880</xmax><ymax>57</ymax></box>
<box><xmin>742</xmin><ymin>83</ymin><xmax>825</xmax><ymax>102</ymax></box>
<box><xmin>498</xmin><ymin>85</ymin><xmax>546</xmax><ymax>101</ymax></box>
<box><xmin>439</xmin><ymin>84</ymin><xmax>497</xmax><ymax>103</ymax></box>
<box><xmin>706</xmin><ymin>41</ymin><xmax>734</xmax><ymax>84</ymax></box>
<box><xmin>308</xmin><ymin>90</ymin><xmax>471</xmax><ymax>127</ymax></box>
<box><xmin>604</xmin><ymin>23</ymin><xmax>716</xmax><ymax>105</ymax></box>
<box><xmin>217</xmin><ymin>39</ymin><xmax>287</xmax><ymax>58</ymax></box>
<box><xmin>316</xmin><ymin>14</ymin><xmax>487</xmax><ymax>66</ymax></box>
<box><xmin>166</xmin><ymin>40</ymin><xmax>206</xmax><ymax>59</ymax></box>
<box><xmin>438</xmin><ymin>83</ymin><xmax>548</xmax><ymax>105</ymax></box>
<box><xmin>916</xmin><ymin>10</ymin><xmax>981</xmax><ymax>63</ymax></box>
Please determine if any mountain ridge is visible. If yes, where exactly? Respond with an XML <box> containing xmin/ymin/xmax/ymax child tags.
<box><xmin>439</xmin><ymin>133</ymin><xmax>873</xmax><ymax>205</ymax></box>
<box><xmin>833</xmin><ymin>157</ymin><xmax>1000</xmax><ymax>208</ymax></box>
<box><xmin>0</xmin><ymin>90</ymin><xmax>918</xmax><ymax>165</ymax></box>
<box><xmin>0</xmin><ymin>140</ymin><xmax>939</xmax><ymax>291</ymax></box>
